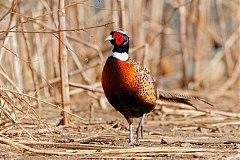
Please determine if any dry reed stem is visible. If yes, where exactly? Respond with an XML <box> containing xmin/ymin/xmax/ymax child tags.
<box><xmin>67</xmin><ymin>34</ymin><xmax>104</xmax><ymax>62</ymax></box>
<box><xmin>0</xmin><ymin>22</ymin><xmax>114</xmax><ymax>34</ymax></box>
<box><xmin>219</xmin><ymin>52</ymin><xmax>240</xmax><ymax>91</ymax></box>
<box><xmin>75</xmin><ymin>121</ymin><xmax>119</xmax><ymax>142</ymax></box>
<box><xmin>119</xmin><ymin>0</ymin><xmax>126</xmax><ymax>30</ymax></box>
<box><xmin>0</xmin><ymin>88</ymin><xmax>87</xmax><ymax>123</ymax></box>
<box><xmin>216</xmin><ymin>0</ymin><xmax>233</xmax><ymax>76</ymax></box>
<box><xmin>0</xmin><ymin>102</ymin><xmax>35</xmax><ymax>139</ymax></box>
<box><xmin>13</xmin><ymin>139</ymin><xmax>124</xmax><ymax>149</ymax></box>
<box><xmin>112</xmin><ymin>1</ymin><xmax>120</xmax><ymax>29</ymax></box>
<box><xmin>0</xmin><ymin>67</ymin><xmax>21</xmax><ymax>92</ymax></box>
<box><xmin>179</xmin><ymin>0</ymin><xmax>189</xmax><ymax>88</ymax></box>
<box><xmin>0</xmin><ymin>90</ymin><xmax>52</xmax><ymax>135</ymax></box>
<box><xmin>0</xmin><ymin>137</ymin><xmax>236</xmax><ymax>156</ymax></box>
<box><xmin>0</xmin><ymin>0</ymin><xmax>17</xmax><ymax>22</ymax></box>
<box><xmin>38</xmin><ymin>62</ymin><xmax>98</xmax><ymax>90</ymax></box>
<box><xmin>192</xmin><ymin>0</ymin><xmax>206</xmax><ymax>88</ymax></box>
<box><xmin>21</xmin><ymin>23</ymin><xmax>42</xmax><ymax>116</ymax></box>
<box><xmin>143</xmin><ymin>135</ymin><xmax>240</xmax><ymax>144</ymax></box>
<box><xmin>199</xmin><ymin>24</ymin><xmax>240</xmax><ymax>82</ymax></box>
<box><xmin>66</xmin><ymin>83</ymin><xmax>240</xmax><ymax>118</ymax></box>
<box><xmin>69</xmin><ymin>82</ymin><xmax>104</xmax><ymax>94</ymax></box>
<box><xmin>156</xmin><ymin>100</ymin><xmax>240</xmax><ymax>118</ymax></box>
<box><xmin>155</xmin><ymin>0</ymin><xmax>165</xmax><ymax>88</ymax></box>
<box><xmin>65</xmin><ymin>39</ymin><xmax>92</xmax><ymax>84</ymax></box>
<box><xmin>226</xmin><ymin>154</ymin><xmax>240</xmax><ymax>160</ymax></box>
<box><xmin>58</xmin><ymin>0</ymin><xmax>70</xmax><ymax>125</ymax></box>
<box><xmin>0</xmin><ymin>3</ymin><xmax>239</xmax><ymax>158</ymax></box>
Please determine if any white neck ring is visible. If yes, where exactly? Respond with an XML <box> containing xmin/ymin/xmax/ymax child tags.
<box><xmin>109</xmin><ymin>52</ymin><xmax>128</xmax><ymax>61</ymax></box>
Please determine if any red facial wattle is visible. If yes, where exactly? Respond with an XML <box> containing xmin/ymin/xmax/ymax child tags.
<box><xmin>113</xmin><ymin>32</ymin><xmax>124</xmax><ymax>45</ymax></box>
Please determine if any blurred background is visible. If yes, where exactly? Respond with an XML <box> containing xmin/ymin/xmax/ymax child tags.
<box><xmin>0</xmin><ymin>1</ymin><xmax>240</xmax><ymax>158</ymax></box>
<box><xmin>0</xmin><ymin>0</ymin><xmax>239</xmax><ymax>126</ymax></box>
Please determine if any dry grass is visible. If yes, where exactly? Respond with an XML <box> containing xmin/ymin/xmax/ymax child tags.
<box><xmin>0</xmin><ymin>0</ymin><xmax>239</xmax><ymax>159</ymax></box>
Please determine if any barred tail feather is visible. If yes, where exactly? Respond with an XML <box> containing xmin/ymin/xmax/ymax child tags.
<box><xmin>158</xmin><ymin>95</ymin><xmax>196</xmax><ymax>109</ymax></box>
<box><xmin>157</xmin><ymin>90</ymin><xmax>213</xmax><ymax>107</ymax></box>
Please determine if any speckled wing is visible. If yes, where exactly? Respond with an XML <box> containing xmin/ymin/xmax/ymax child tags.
<box><xmin>127</xmin><ymin>58</ymin><xmax>156</xmax><ymax>104</ymax></box>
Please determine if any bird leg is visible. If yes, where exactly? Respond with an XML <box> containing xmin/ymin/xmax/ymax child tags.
<box><xmin>129</xmin><ymin>123</ymin><xmax>135</xmax><ymax>145</ymax></box>
<box><xmin>126</xmin><ymin>116</ymin><xmax>136</xmax><ymax>145</ymax></box>
<box><xmin>136</xmin><ymin>114</ymin><xmax>145</xmax><ymax>142</ymax></box>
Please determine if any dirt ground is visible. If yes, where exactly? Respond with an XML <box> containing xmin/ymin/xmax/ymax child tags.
<box><xmin>0</xmin><ymin>90</ymin><xmax>239</xmax><ymax>159</ymax></box>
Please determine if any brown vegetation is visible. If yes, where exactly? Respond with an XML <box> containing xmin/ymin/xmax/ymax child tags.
<box><xmin>0</xmin><ymin>0</ymin><xmax>239</xmax><ymax>159</ymax></box>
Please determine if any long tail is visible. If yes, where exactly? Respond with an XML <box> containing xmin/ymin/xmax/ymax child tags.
<box><xmin>157</xmin><ymin>90</ymin><xmax>213</xmax><ymax>108</ymax></box>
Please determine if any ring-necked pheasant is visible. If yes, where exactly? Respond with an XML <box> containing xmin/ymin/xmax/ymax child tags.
<box><xmin>102</xmin><ymin>30</ymin><xmax>212</xmax><ymax>145</ymax></box>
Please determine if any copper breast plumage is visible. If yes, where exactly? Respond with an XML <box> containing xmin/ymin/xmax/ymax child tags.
<box><xmin>102</xmin><ymin>56</ymin><xmax>156</xmax><ymax>118</ymax></box>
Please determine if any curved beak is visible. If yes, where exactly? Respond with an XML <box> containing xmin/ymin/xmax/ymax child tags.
<box><xmin>105</xmin><ymin>35</ymin><xmax>114</xmax><ymax>41</ymax></box>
